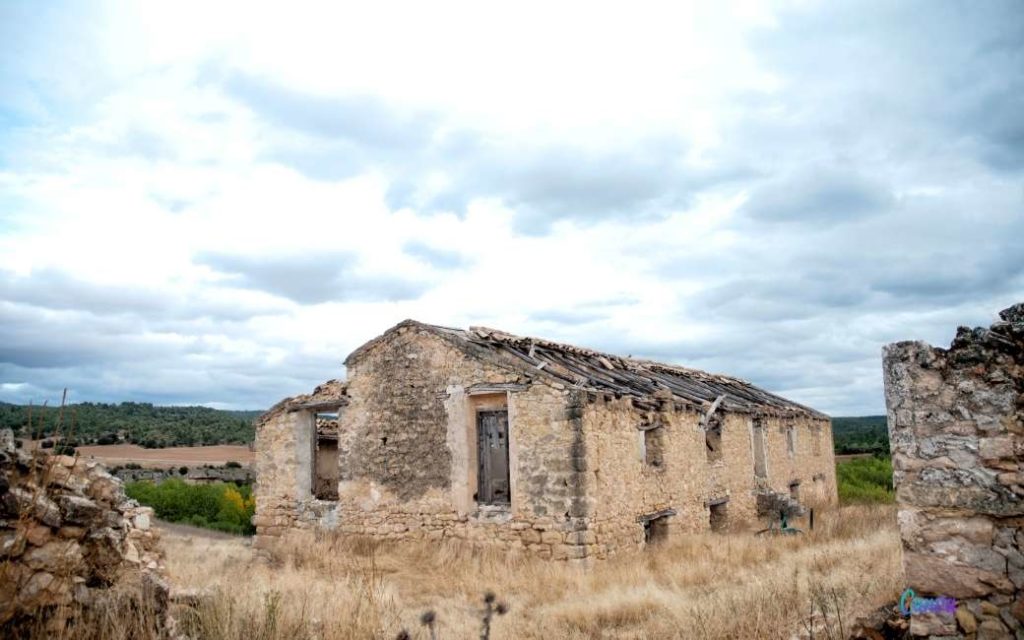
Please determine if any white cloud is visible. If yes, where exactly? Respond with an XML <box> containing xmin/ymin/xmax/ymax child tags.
<box><xmin>0</xmin><ymin>0</ymin><xmax>1021</xmax><ymax>413</ymax></box>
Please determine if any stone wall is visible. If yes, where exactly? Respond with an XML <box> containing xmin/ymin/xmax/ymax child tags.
<box><xmin>582</xmin><ymin>392</ymin><xmax>836</xmax><ymax>557</ymax></box>
<box><xmin>883</xmin><ymin>303</ymin><xmax>1024</xmax><ymax>638</ymax></box>
<box><xmin>329</xmin><ymin>324</ymin><xmax>587</xmax><ymax>560</ymax></box>
<box><xmin>0</xmin><ymin>429</ymin><xmax>166</xmax><ymax>632</ymax></box>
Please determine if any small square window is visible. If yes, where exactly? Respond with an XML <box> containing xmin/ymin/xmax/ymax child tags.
<box><xmin>643</xmin><ymin>426</ymin><xmax>664</xmax><ymax>467</ymax></box>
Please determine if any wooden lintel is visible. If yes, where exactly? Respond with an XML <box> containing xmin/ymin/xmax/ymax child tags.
<box><xmin>466</xmin><ymin>383</ymin><xmax>528</xmax><ymax>395</ymax></box>
<box><xmin>636</xmin><ymin>422</ymin><xmax>664</xmax><ymax>432</ymax></box>
<box><xmin>288</xmin><ymin>400</ymin><xmax>347</xmax><ymax>412</ymax></box>
<box><xmin>707</xmin><ymin>497</ymin><xmax>729</xmax><ymax>507</ymax></box>
<box><xmin>636</xmin><ymin>508</ymin><xmax>676</xmax><ymax>523</ymax></box>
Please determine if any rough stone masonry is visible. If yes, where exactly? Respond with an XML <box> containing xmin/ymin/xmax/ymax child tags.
<box><xmin>884</xmin><ymin>303</ymin><xmax>1024</xmax><ymax>639</ymax></box>
<box><xmin>0</xmin><ymin>428</ymin><xmax>167</xmax><ymax>634</ymax></box>
<box><xmin>256</xmin><ymin>320</ymin><xmax>838</xmax><ymax>560</ymax></box>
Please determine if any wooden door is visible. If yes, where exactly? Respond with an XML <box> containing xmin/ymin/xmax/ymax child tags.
<box><xmin>752</xmin><ymin>420</ymin><xmax>768</xmax><ymax>479</ymax></box>
<box><xmin>477</xmin><ymin>410</ymin><xmax>510</xmax><ymax>505</ymax></box>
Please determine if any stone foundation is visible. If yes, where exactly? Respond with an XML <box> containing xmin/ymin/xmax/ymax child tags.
<box><xmin>883</xmin><ymin>303</ymin><xmax>1024</xmax><ymax>638</ymax></box>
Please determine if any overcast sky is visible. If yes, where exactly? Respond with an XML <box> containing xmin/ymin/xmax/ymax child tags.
<box><xmin>1</xmin><ymin>1</ymin><xmax>1021</xmax><ymax>414</ymax></box>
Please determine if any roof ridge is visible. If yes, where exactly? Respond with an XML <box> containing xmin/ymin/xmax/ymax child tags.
<box><xmin>344</xmin><ymin>319</ymin><xmax>827</xmax><ymax>418</ymax></box>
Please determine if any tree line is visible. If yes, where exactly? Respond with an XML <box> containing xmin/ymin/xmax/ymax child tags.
<box><xmin>0</xmin><ymin>401</ymin><xmax>261</xmax><ymax>448</ymax></box>
<box><xmin>831</xmin><ymin>415</ymin><xmax>889</xmax><ymax>455</ymax></box>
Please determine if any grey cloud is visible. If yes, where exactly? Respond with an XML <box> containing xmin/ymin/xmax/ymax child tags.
<box><xmin>745</xmin><ymin>0</ymin><xmax>1024</xmax><ymax>176</ymax></box>
<box><xmin>0</xmin><ymin>269</ymin><xmax>168</xmax><ymax>316</ymax></box>
<box><xmin>222</xmin><ymin>71</ymin><xmax>439</xmax><ymax>150</ymax></box>
<box><xmin>741</xmin><ymin>170</ymin><xmax>893</xmax><ymax>224</ymax></box>
<box><xmin>0</xmin><ymin>268</ymin><xmax>288</xmax><ymax>322</ymax></box>
<box><xmin>196</xmin><ymin>252</ymin><xmax>428</xmax><ymax>304</ymax></box>
<box><xmin>219</xmin><ymin>71</ymin><xmax>753</xmax><ymax>233</ymax></box>
<box><xmin>387</xmin><ymin>136</ymin><xmax>754</xmax><ymax>235</ymax></box>
<box><xmin>0</xmin><ymin>304</ymin><xmax>182</xmax><ymax>368</ymax></box>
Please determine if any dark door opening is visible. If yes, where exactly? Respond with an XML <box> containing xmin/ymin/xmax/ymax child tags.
<box><xmin>709</xmin><ymin>500</ymin><xmax>729</xmax><ymax>532</ymax></box>
<box><xmin>644</xmin><ymin>515</ymin><xmax>670</xmax><ymax>545</ymax></box>
<box><xmin>477</xmin><ymin>410</ymin><xmax>510</xmax><ymax>505</ymax></box>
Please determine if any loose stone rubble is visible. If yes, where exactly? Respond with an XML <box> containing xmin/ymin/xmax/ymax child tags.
<box><xmin>0</xmin><ymin>427</ymin><xmax>168</xmax><ymax>633</ymax></box>
<box><xmin>256</xmin><ymin>320</ymin><xmax>838</xmax><ymax>559</ymax></box>
<box><xmin>883</xmin><ymin>303</ymin><xmax>1024</xmax><ymax>639</ymax></box>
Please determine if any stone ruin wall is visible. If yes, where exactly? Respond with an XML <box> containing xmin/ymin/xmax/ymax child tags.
<box><xmin>0</xmin><ymin>428</ymin><xmax>167</xmax><ymax>633</ymax></box>
<box><xmin>883</xmin><ymin>303</ymin><xmax>1024</xmax><ymax>638</ymax></box>
<box><xmin>316</xmin><ymin>324</ymin><xmax>596</xmax><ymax>560</ymax></box>
<box><xmin>254</xmin><ymin>325</ymin><xmax>591</xmax><ymax>559</ymax></box>
<box><xmin>583</xmin><ymin>394</ymin><xmax>836</xmax><ymax>555</ymax></box>
<box><xmin>253</xmin><ymin>409</ymin><xmax>312</xmax><ymax>544</ymax></box>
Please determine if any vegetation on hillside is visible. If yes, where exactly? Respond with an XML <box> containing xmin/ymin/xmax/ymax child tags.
<box><xmin>0</xmin><ymin>402</ymin><xmax>260</xmax><ymax>448</ymax></box>
<box><xmin>836</xmin><ymin>456</ymin><xmax>894</xmax><ymax>504</ymax></box>
<box><xmin>831</xmin><ymin>415</ymin><xmax>889</xmax><ymax>455</ymax></box>
<box><xmin>124</xmin><ymin>479</ymin><xmax>255</xmax><ymax>535</ymax></box>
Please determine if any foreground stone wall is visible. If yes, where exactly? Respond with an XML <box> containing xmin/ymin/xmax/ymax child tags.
<box><xmin>883</xmin><ymin>303</ymin><xmax>1024</xmax><ymax>638</ymax></box>
<box><xmin>0</xmin><ymin>429</ymin><xmax>166</xmax><ymax>632</ymax></box>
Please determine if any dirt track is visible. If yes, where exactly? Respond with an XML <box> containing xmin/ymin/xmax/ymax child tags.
<box><xmin>73</xmin><ymin>443</ymin><xmax>254</xmax><ymax>468</ymax></box>
<box><xmin>155</xmin><ymin>519</ymin><xmax>248</xmax><ymax>541</ymax></box>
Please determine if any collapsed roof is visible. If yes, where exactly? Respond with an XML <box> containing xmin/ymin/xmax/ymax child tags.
<box><xmin>347</xmin><ymin>321</ymin><xmax>827</xmax><ymax>419</ymax></box>
<box><xmin>257</xmin><ymin>379</ymin><xmax>347</xmax><ymax>426</ymax></box>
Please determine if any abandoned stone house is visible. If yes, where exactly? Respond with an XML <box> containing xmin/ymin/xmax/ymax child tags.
<box><xmin>254</xmin><ymin>320</ymin><xmax>837</xmax><ymax>559</ymax></box>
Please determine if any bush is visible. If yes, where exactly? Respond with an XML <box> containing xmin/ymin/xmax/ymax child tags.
<box><xmin>224</xmin><ymin>461</ymin><xmax>242</xmax><ymax>469</ymax></box>
<box><xmin>837</xmin><ymin>456</ymin><xmax>894</xmax><ymax>504</ymax></box>
<box><xmin>179</xmin><ymin>466</ymin><xmax>189</xmax><ymax>475</ymax></box>
<box><xmin>124</xmin><ymin>479</ymin><xmax>255</xmax><ymax>535</ymax></box>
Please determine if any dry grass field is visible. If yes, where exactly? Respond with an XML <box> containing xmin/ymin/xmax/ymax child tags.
<box><xmin>162</xmin><ymin>504</ymin><xmax>902</xmax><ymax>640</ymax></box>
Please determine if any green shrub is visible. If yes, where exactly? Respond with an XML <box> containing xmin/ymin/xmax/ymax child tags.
<box><xmin>124</xmin><ymin>479</ymin><xmax>255</xmax><ymax>535</ymax></box>
<box><xmin>837</xmin><ymin>456</ymin><xmax>894</xmax><ymax>504</ymax></box>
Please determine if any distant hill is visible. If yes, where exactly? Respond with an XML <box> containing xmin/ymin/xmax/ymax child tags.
<box><xmin>831</xmin><ymin>415</ymin><xmax>889</xmax><ymax>455</ymax></box>
<box><xmin>0</xmin><ymin>401</ymin><xmax>263</xmax><ymax>448</ymax></box>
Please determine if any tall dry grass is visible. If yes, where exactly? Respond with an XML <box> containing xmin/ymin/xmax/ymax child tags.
<box><xmin>164</xmin><ymin>504</ymin><xmax>903</xmax><ymax>640</ymax></box>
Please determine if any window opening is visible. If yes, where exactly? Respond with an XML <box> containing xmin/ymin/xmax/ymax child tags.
<box><xmin>705</xmin><ymin>415</ymin><xmax>723</xmax><ymax>463</ymax></box>
<box><xmin>641</xmin><ymin>424</ymin><xmax>664</xmax><ymax>468</ymax></box>
<box><xmin>313</xmin><ymin>412</ymin><xmax>339</xmax><ymax>500</ymax></box>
